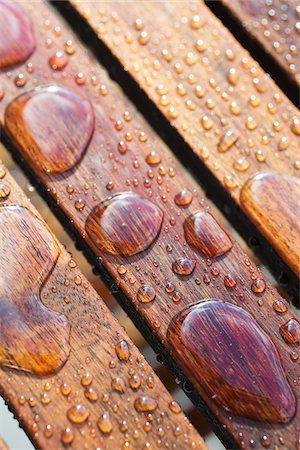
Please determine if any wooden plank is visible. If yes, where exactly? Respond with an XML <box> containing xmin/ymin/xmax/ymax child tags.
<box><xmin>0</xmin><ymin>1</ymin><xmax>299</xmax><ymax>448</ymax></box>
<box><xmin>0</xmin><ymin>156</ymin><xmax>205</xmax><ymax>450</ymax></box>
<box><xmin>219</xmin><ymin>0</ymin><xmax>300</xmax><ymax>88</ymax></box>
<box><xmin>68</xmin><ymin>0</ymin><xmax>300</xmax><ymax>279</ymax></box>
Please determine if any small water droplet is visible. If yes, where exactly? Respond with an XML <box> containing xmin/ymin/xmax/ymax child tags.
<box><xmin>172</xmin><ymin>258</ymin><xmax>196</xmax><ymax>276</ymax></box>
<box><xmin>67</xmin><ymin>404</ymin><xmax>89</xmax><ymax>424</ymax></box>
<box><xmin>5</xmin><ymin>86</ymin><xmax>94</xmax><ymax>174</ymax></box>
<box><xmin>168</xmin><ymin>400</ymin><xmax>182</xmax><ymax>414</ymax></box>
<box><xmin>111</xmin><ymin>377</ymin><xmax>125</xmax><ymax>393</ymax></box>
<box><xmin>273</xmin><ymin>300</ymin><xmax>288</xmax><ymax>314</ymax></box>
<box><xmin>48</xmin><ymin>51</ymin><xmax>68</xmax><ymax>70</ymax></box>
<box><xmin>174</xmin><ymin>189</ymin><xmax>193</xmax><ymax>206</ymax></box>
<box><xmin>217</xmin><ymin>130</ymin><xmax>239</xmax><ymax>152</ymax></box>
<box><xmin>115</xmin><ymin>339</ymin><xmax>130</xmax><ymax>361</ymax></box>
<box><xmin>280</xmin><ymin>319</ymin><xmax>300</xmax><ymax>344</ymax></box>
<box><xmin>224</xmin><ymin>274</ymin><xmax>237</xmax><ymax>288</ymax></box>
<box><xmin>86</xmin><ymin>192</ymin><xmax>163</xmax><ymax>256</ymax></box>
<box><xmin>167</xmin><ymin>300</ymin><xmax>296</xmax><ymax>423</ymax></box>
<box><xmin>146</xmin><ymin>151</ymin><xmax>161</xmax><ymax>165</ymax></box>
<box><xmin>184</xmin><ymin>211</ymin><xmax>232</xmax><ymax>258</ymax></box>
<box><xmin>129</xmin><ymin>374</ymin><xmax>142</xmax><ymax>390</ymax></box>
<box><xmin>61</xmin><ymin>427</ymin><xmax>74</xmax><ymax>445</ymax></box>
<box><xmin>84</xmin><ymin>387</ymin><xmax>98</xmax><ymax>402</ymax></box>
<box><xmin>251</xmin><ymin>278</ymin><xmax>266</xmax><ymax>294</ymax></box>
<box><xmin>97</xmin><ymin>412</ymin><xmax>113</xmax><ymax>434</ymax></box>
<box><xmin>134</xmin><ymin>396</ymin><xmax>158</xmax><ymax>413</ymax></box>
<box><xmin>137</xmin><ymin>284</ymin><xmax>156</xmax><ymax>303</ymax></box>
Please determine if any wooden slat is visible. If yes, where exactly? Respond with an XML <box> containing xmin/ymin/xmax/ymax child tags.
<box><xmin>0</xmin><ymin>1</ymin><xmax>299</xmax><ymax>448</ymax></box>
<box><xmin>0</xmin><ymin>157</ymin><xmax>205</xmax><ymax>450</ymax></box>
<box><xmin>219</xmin><ymin>0</ymin><xmax>300</xmax><ymax>88</ymax></box>
<box><xmin>69</xmin><ymin>0</ymin><xmax>300</xmax><ymax>279</ymax></box>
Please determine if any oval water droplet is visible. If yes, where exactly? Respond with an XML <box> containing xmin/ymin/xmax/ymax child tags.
<box><xmin>4</xmin><ymin>86</ymin><xmax>94</xmax><ymax>174</ymax></box>
<box><xmin>217</xmin><ymin>130</ymin><xmax>239</xmax><ymax>152</ymax></box>
<box><xmin>85</xmin><ymin>192</ymin><xmax>163</xmax><ymax>256</ymax></box>
<box><xmin>174</xmin><ymin>189</ymin><xmax>193</xmax><ymax>207</ymax></box>
<box><xmin>134</xmin><ymin>396</ymin><xmax>158</xmax><ymax>413</ymax></box>
<box><xmin>115</xmin><ymin>339</ymin><xmax>130</xmax><ymax>361</ymax></box>
<box><xmin>0</xmin><ymin>205</ymin><xmax>70</xmax><ymax>375</ymax></box>
<box><xmin>167</xmin><ymin>300</ymin><xmax>296</xmax><ymax>423</ymax></box>
<box><xmin>0</xmin><ymin>0</ymin><xmax>35</xmax><ymax>69</ymax></box>
<box><xmin>280</xmin><ymin>319</ymin><xmax>300</xmax><ymax>344</ymax></box>
<box><xmin>67</xmin><ymin>404</ymin><xmax>89</xmax><ymax>424</ymax></box>
<box><xmin>184</xmin><ymin>211</ymin><xmax>232</xmax><ymax>258</ymax></box>
<box><xmin>172</xmin><ymin>258</ymin><xmax>196</xmax><ymax>276</ymax></box>
<box><xmin>97</xmin><ymin>412</ymin><xmax>113</xmax><ymax>434</ymax></box>
<box><xmin>137</xmin><ymin>284</ymin><xmax>156</xmax><ymax>303</ymax></box>
<box><xmin>240</xmin><ymin>173</ymin><xmax>300</xmax><ymax>277</ymax></box>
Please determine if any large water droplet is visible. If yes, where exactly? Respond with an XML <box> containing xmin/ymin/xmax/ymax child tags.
<box><xmin>0</xmin><ymin>0</ymin><xmax>35</xmax><ymax>69</ymax></box>
<box><xmin>0</xmin><ymin>205</ymin><xmax>70</xmax><ymax>375</ymax></box>
<box><xmin>280</xmin><ymin>319</ymin><xmax>300</xmax><ymax>344</ymax></box>
<box><xmin>184</xmin><ymin>211</ymin><xmax>232</xmax><ymax>258</ymax></box>
<box><xmin>167</xmin><ymin>300</ymin><xmax>296</xmax><ymax>423</ymax></box>
<box><xmin>172</xmin><ymin>257</ymin><xmax>196</xmax><ymax>276</ymax></box>
<box><xmin>240</xmin><ymin>172</ymin><xmax>300</xmax><ymax>277</ymax></box>
<box><xmin>85</xmin><ymin>192</ymin><xmax>163</xmax><ymax>256</ymax></box>
<box><xmin>4</xmin><ymin>86</ymin><xmax>94</xmax><ymax>173</ymax></box>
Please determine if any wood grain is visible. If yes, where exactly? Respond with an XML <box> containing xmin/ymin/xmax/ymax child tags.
<box><xmin>0</xmin><ymin>159</ymin><xmax>205</xmax><ymax>450</ymax></box>
<box><xmin>0</xmin><ymin>1</ymin><xmax>299</xmax><ymax>448</ymax></box>
<box><xmin>220</xmin><ymin>0</ymin><xmax>300</xmax><ymax>88</ymax></box>
<box><xmin>69</xmin><ymin>0</ymin><xmax>300</xmax><ymax>278</ymax></box>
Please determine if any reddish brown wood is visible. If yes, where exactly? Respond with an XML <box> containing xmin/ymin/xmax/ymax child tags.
<box><xmin>69</xmin><ymin>0</ymin><xmax>300</xmax><ymax>278</ymax></box>
<box><xmin>221</xmin><ymin>0</ymin><xmax>300</xmax><ymax>87</ymax></box>
<box><xmin>0</xmin><ymin>158</ymin><xmax>205</xmax><ymax>450</ymax></box>
<box><xmin>0</xmin><ymin>1</ymin><xmax>299</xmax><ymax>448</ymax></box>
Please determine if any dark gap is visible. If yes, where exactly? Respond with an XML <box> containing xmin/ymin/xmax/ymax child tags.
<box><xmin>1</xmin><ymin>129</ymin><xmax>238</xmax><ymax>450</ymax></box>
<box><xmin>206</xmin><ymin>1</ymin><xmax>298</xmax><ymax>106</ymax></box>
<box><xmin>51</xmin><ymin>0</ymin><xmax>299</xmax><ymax>303</ymax></box>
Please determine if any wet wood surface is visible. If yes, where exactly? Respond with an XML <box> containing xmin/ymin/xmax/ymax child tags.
<box><xmin>0</xmin><ymin>160</ymin><xmax>205</xmax><ymax>450</ymax></box>
<box><xmin>0</xmin><ymin>1</ymin><xmax>299</xmax><ymax>449</ymax></box>
<box><xmin>220</xmin><ymin>0</ymin><xmax>300</xmax><ymax>88</ymax></box>
<box><xmin>69</xmin><ymin>0</ymin><xmax>300</xmax><ymax>279</ymax></box>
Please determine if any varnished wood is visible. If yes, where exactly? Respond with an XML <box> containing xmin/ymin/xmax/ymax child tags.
<box><xmin>69</xmin><ymin>0</ymin><xmax>300</xmax><ymax>278</ymax></box>
<box><xmin>220</xmin><ymin>0</ymin><xmax>300</xmax><ymax>88</ymax></box>
<box><xmin>0</xmin><ymin>1</ymin><xmax>299</xmax><ymax>448</ymax></box>
<box><xmin>0</xmin><ymin>158</ymin><xmax>205</xmax><ymax>450</ymax></box>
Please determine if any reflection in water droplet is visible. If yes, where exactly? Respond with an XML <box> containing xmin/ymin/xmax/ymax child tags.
<box><xmin>0</xmin><ymin>0</ymin><xmax>35</xmax><ymax>69</ymax></box>
<box><xmin>273</xmin><ymin>300</ymin><xmax>288</xmax><ymax>314</ymax></box>
<box><xmin>134</xmin><ymin>396</ymin><xmax>158</xmax><ymax>413</ymax></box>
<box><xmin>4</xmin><ymin>86</ymin><xmax>94</xmax><ymax>174</ymax></box>
<box><xmin>86</xmin><ymin>192</ymin><xmax>163</xmax><ymax>256</ymax></box>
<box><xmin>137</xmin><ymin>284</ymin><xmax>156</xmax><ymax>303</ymax></box>
<box><xmin>0</xmin><ymin>205</ymin><xmax>70</xmax><ymax>375</ymax></box>
<box><xmin>0</xmin><ymin>184</ymin><xmax>11</xmax><ymax>199</ymax></box>
<box><xmin>48</xmin><ymin>51</ymin><xmax>68</xmax><ymax>70</ymax></box>
<box><xmin>167</xmin><ymin>300</ymin><xmax>296</xmax><ymax>423</ymax></box>
<box><xmin>280</xmin><ymin>319</ymin><xmax>300</xmax><ymax>344</ymax></box>
<box><xmin>61</xmin><ymin>427</ymin><xmax>74</xmax><ymax>445</ymax></box>
<box><xmin>240</xmin><ymin>172</ymin><xmax>300</xmax><ymax>277</ymax></box>
<box><xmin>251</xmin><ymin>278</ymin><xmax>266</xmax><ymax>294</ymax></box>
<box><xmin>184</xmin><ymin>211</ymin><xmax>232</xmax><ymax>258</ymax></box>
<box><xmin>172</xmin><ymin>258</ymin><xmax>196</xmax><ymax>276</ymax></box>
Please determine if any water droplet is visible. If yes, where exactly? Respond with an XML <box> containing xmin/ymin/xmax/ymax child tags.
<box><xmin>134</xmin><ymin>396</ymin><xmax>158</xmax><ymax>413</ymax></box>
<box><xmin>251</xmin><ymin>278</ymin><xmax>266</xmax><ymax>294</ymax></box>
<box><xmin>168</xmin><ymin>400</ymin><xmax>182</xmax><ymax>414</ymax></box>
<box><xmin>167</xmin><ymin>300</ymin><xmax>296</xmax><ymax>423</ymax></box>
<box><xmin>48</xmin><ymin>51</ymin><xmax>68</xmax><ymax>70</ymax></box>
<box><xmin>0</xmin><ymin>0</ymin><xmax>35</xmax><ymax>69</ymax></box>
<box><xmin>0</xmin><ymin>205</ymin><xmax>70</xmax><ymax>375</ymax></box>
<box><xmin>60</xmin><ymin>382</ymin><xmax>71</xmax><ymax>396</ymax></box>
<box><xmin>146</xmin><ymin>151</ymin><xmax>161</xmax><ymax>165</ymax></box>
<box><xmin>174</xmin><ymin>189</ymin><xmax>193</xmax><ymax>206</ymax></box>
<box><xmin>217</xmin><ymin>130</ymin><xmax>239</xmax><ymax>152</ymax></box>
<box><xmin>67</xmin><ymin>404</ymin><xmax>89</xmax><ymax>424</ymax></box>
<box><xmin>111</xmin><ymin>377</ymin><xmax>125</xmax><ymax>393</ymax></box>
<box><xmin>240</xmin><ymin>173</ymin><xmax>300</xmax><ymax>277</ymax></box>
<box><xmin>137</xmin><ymin>284</ymin><xmax>156</xmax><ymax>303</ymax></box>
<box><xmin>224</xmin><ymin>274</ymin><xmax>237</xmax><ymax>288</ymax></box>
<box><xmin>0</xmin><ymin>184</ymin><xmax>11</xmax><ymax>199</ymax></box>
<box><xmin>81</xmin><ymin>372</ymin><xmax>93</xmax><ymax>386</ymax></box>
<box><xmin>84</xmin><ymin>387</ymin><xmax>98</xmax><ymax>402</ymax></box>
<box><xmin>115</xmin><ymin>339</ymin><xmax>130</xmax><ymax>361</ymax></box>
<box><xmin>172</xmin><ymin>258</ymin><xmax>196</xmax><ymax>276</ymax></box>
<box><xmin>184</xmin><ymin>211</ymin><xmax>232</xmax><ymax>258</ymax></box>
<box><xmin>5</xmin><ymin>86</ymin><xmax>94</xmax><ymax>173</ymax></box>
<box><xmin>97</xmin><ymin>412</ymin><xmax>113</xmax><ymax>434</ymax></box>
<box><xmin>291</xmin><ymin>117</ymin><xmax>300</xmax><ymax>135</ymax></box>
<box><xmin>280</xmin><ymin>319</ymin><xmax>300</xmax><ymax>344</ymax></box>
<box><xmin>86</xmin><ymin>192</ymin><xmax>163</xmax><ymax>256</ymax></box>
<box><xmin>129</xmin><ymin>374</ymin><xmax>141</xmax><ymax>390</ymax></box>
<box><xmin>273</xmin><ymin>300</ymin><xmax>288</xmax><ymax>314</ymax></box>
<box><xmin>61</xmin><ymin>427</ymin><xmax>74</xmax><ymax>445</ymax></box>
<box><xmin>0</xmin><ymin>167</ymin><xmax>6</xmax><ymax>179</ymax></box>
<box><xmin>233</xmin><ymin>157</ymin><xmax>249</xmax><ymax>172</ymax></box>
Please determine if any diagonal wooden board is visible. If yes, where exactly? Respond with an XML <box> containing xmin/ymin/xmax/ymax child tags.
<box><xmin>0</xmin><ymin>1</ymin><xmax>299</xmax><ymax>448</ymax></box>
<box><xmin>69</xmin><ymin>0</ymin><xmax>300</xmax><ymax>279</ymax></box>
